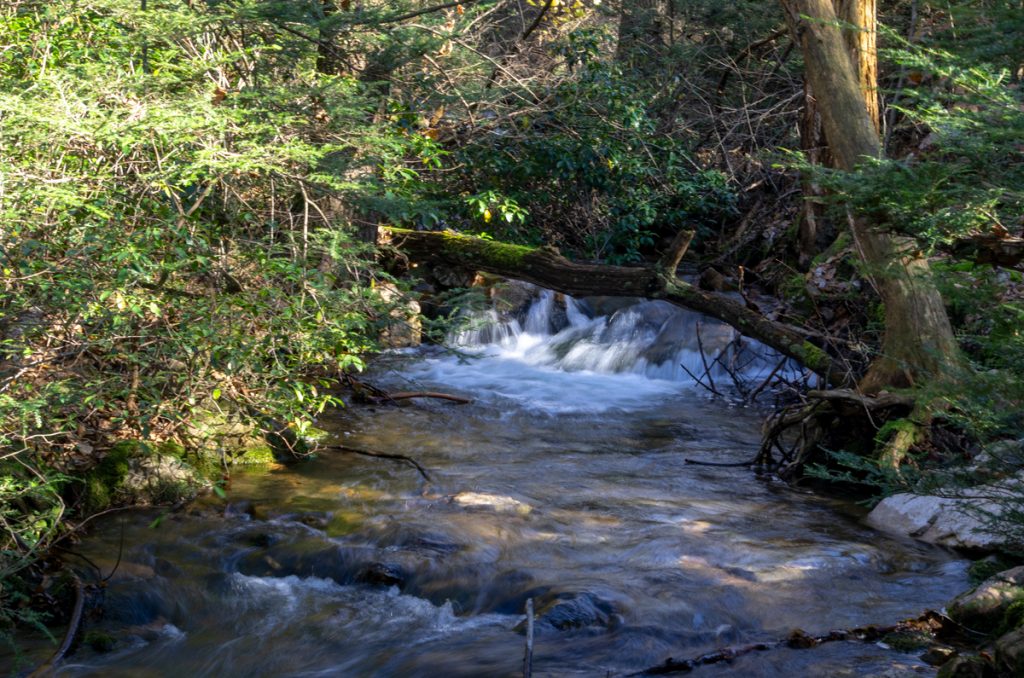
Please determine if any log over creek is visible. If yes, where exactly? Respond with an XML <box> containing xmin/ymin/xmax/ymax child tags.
<box><xmin>6</xmin><ymin>286</ymin><xmax>972</xmax><ymax>676</ymax></box>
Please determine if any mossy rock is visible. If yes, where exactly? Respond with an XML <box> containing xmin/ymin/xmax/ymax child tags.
<box><xmin>949</xmin><ymin>566</ymin><xmax>1024</xmax><ymax>633</ymax></box>
<box><xmin>882</xmin><ymin>629</ymin><xmax>932</xmax><ymax>651</ymax></box>
<box><xmin>84</xmin><ymin>441</ymin><xmax>138</xmax><ymax>512</ymax></box>
<box><xmin>85</xmin><ymin>441</ymin><xmax>204</xmax><ymax>511</ymax></box>
<box><xmin>325</xmin><ymin>510</ymin><xmax>364</xmax><ymax>538</ymax></box>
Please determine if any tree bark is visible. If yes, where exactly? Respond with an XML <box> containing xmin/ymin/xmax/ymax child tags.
<box><xmin>385</xmin><ymin>227</ymin><xmax>849</xmax><ymax>386</ymax></box>
<box><xmin>781</xmin><ymin>0</ymin><xmax>960</xmax><ymax>391</ymax></box>
<box><xmin>835</xmin><ymin>0</ymin><xmax>880</xmax><ymax>131</ymax></box>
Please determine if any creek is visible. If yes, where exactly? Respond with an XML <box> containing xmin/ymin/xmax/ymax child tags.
<box><xmin>39</xmin><ymin>287</ymin><xmax>969</xmax><ymax>676</ymax></box>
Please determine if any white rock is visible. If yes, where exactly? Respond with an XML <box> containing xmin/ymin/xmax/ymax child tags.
<box><xmin>865</xmin><ymin>492</ymin><xmax>1002</xmax><ymax>550</ymax></box>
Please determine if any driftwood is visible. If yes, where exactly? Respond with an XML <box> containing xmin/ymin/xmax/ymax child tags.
<box><xmin>321</xmin><ymin>444</ymin><xmax>432</xmax><ymax>482</ymax></box>
<box><xmin>384</xmin><ymin>228</ymin><xmax>849</xmax><ymax>386</ymax></box>
<box><xmin>631</xmin><ymin>610</ymin><xmax>955</xmax><ymax>676</ymax></box>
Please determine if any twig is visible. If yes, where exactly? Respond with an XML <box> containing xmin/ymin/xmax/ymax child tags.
<box><xmin>678</xmin><ymin>361</ymin><xmax>720</xmax><ymax>397</ymax></box>
<box><xmin>694</xmin><ymin>322</ymin><xmax>720</xmax><ymax>396</ymax></box>
<box><xmin>747</xmin><ymin>357</ymin><xmax>789</xmax><ymax>402</ymax></box>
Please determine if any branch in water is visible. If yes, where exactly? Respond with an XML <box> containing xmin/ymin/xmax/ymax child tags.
<box><xmin>630</xmin><ymin>610</ymin><xmax>958</xmax><ymax>676</ymax></box>
<box><xmin>386</xmin><ymin>391</ymin><xmax>471</xmax><ymax>404</ymax></box>
<box><xmin>29</xmin><ymin>571</ymin><xmax>85</xmax><ymax>677</ymax></box>
<box><xmin>322</xmin><ymin>444</ymin><xmax>433</xmax><ymax>482</ymax></box>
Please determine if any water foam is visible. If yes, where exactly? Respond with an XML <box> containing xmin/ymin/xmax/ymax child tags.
<box><xmin>404</xmin><ymin>285</ymin><xmax>803</xmax><ymax>413</ymax></box>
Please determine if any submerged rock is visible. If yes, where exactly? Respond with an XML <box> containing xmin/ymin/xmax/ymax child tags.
<box><xmin>357</xmin><ymin>562</ymin><xmax>407</xmax><ymax>588</ymax></box>
<box><xmin>532</xmin><ymin>592</ymin><xmax>622</xmax><ymax>632</ymax></box>
<box><xmin>452</xmin><ymin>491</ymin><xmax>531</xmax><ymax>515</ymax></box>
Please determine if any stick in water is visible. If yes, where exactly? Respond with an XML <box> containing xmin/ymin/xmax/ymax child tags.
<box><xmin>523</xmin><ymin>597</ymin><xmax>534</xmax><ymax>678</ymax></box>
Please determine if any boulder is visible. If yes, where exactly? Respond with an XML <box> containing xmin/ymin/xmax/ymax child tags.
<box><xmin>376</xmin><ymin>283</ymin><xmax>422</xmax><ymax>348</ymax></box>
<box><xmin>948</xmin><ymin>566</ymin><xmax>1024</xmax><ymax>632</ymax></box>
<box><xmin>121</xmin><ymin>455</ymin><xmax>201</xmax><ymax>504</ymax></box>
<box><xmin>489</xmin><ymin>279</ymin><xmax>540</xmax><ymax>317</ymax></box>
<box><xmin>864</xmin><ymin>492</ymin><xmax>1006</xmax><ymax>551</ymax></box>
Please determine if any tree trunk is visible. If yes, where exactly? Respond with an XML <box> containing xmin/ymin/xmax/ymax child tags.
<box><xmin>780</xmin><ymin>0</ymin><xmax>960</xmax><ymax>391</ymax></box>
<box><xmin>835</xmin><ymin>0</ymin><xmax>880</xmax><ymax>131</ymax></box>
<box><xmin>797</xmin><ymin>0</ymin><xmax>879</xmax><ymax>264</ymax></box>
<box><xmin>385</xmin><ymin>227</ymin><xmax>849</xmax><ymax>386</ymax></box>
<box><xmin>797</xmin><ymin>78</ymin><xmax>833</xmax><ymax>265</ymax></box>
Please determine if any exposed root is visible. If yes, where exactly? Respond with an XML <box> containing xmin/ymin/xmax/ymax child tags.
<box><xmin>756</xmin><ymin>388</ymin><xmax>917</xmax><ymax>478</ymax></box>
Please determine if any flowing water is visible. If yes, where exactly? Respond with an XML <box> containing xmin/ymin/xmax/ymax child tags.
<box><xmin>27</xmin><ymin>287</ymin><xmax>968</xmax><ymax>676</ymax></box>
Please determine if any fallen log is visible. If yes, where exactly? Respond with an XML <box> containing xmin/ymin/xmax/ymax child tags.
<box><xmin>384</xmin><ymin>228</ymin><xmax>850</xmax><ymax>386</ymax></box>
<box><xmin>807</xmin><ymin>388</ymin><xmax>915</xmax><ymax>410</ymax></box>
<box><xmin>949</xmin><ymin>234</ymin><xmax>1024</xmax><ymax>271</ymax></box>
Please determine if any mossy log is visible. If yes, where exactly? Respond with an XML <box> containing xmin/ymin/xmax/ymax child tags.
<box><xmin>385</xmin><ymin>227</ymin><xmax>850</xmax><ymax>386</ymax></box>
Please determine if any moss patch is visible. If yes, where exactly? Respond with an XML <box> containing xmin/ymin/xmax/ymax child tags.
<box><xmin>84</xmin><ymin>441</ymin><xmax>136</xmax><ymax>512</ymax></box>
<box><xmin>788</xmin><ymin>340</ymin><xmax>829</xmax><ymax>372</ymax></box>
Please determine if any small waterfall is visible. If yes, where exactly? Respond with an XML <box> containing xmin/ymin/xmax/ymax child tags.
<box><xmin>450</xmin><ymin>283</ymin><xmax>802</xmax><ymax>388</ymax></box>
